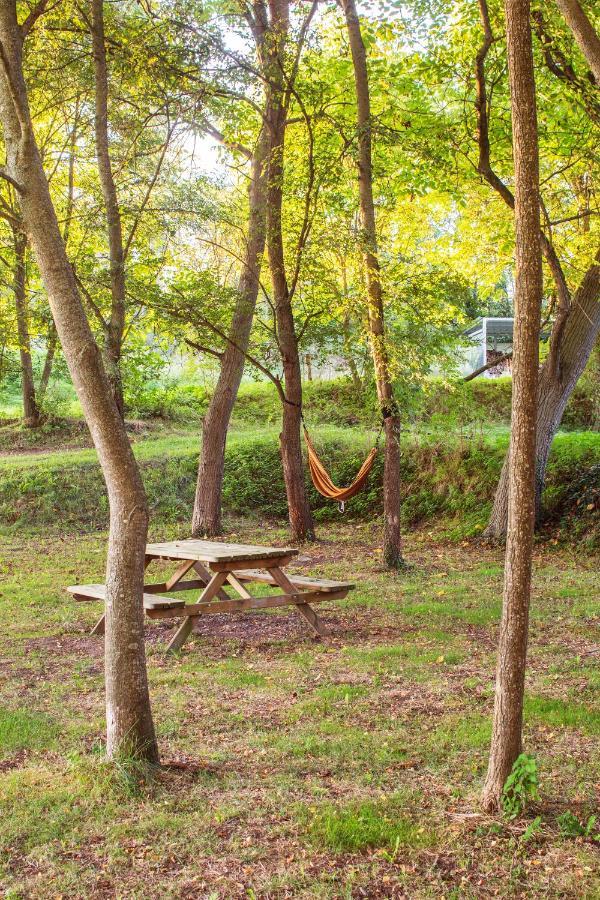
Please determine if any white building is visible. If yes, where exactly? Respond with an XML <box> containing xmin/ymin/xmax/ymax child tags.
<box><xmin>461</xmin><ymin>317</ymin><xmax>514</xmax><ymax>378</ymax></box>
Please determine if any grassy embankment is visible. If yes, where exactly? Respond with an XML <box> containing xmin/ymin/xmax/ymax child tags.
<box><xmin>1</xmin><ymin>378</ymin><xmax>599</xmax><ymax>543</ymax></box>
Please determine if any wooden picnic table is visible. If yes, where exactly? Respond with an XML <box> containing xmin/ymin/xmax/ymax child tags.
<box><xmin>68</xmin><ymin>539</ymin><xmax>354</xmax><ymax>653</ymax></box>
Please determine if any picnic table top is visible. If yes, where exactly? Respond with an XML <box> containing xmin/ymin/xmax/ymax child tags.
<box><xmin>145</xmin><ymin>539</ymin><xmax>299</xmax><ymax>564</ymax></box>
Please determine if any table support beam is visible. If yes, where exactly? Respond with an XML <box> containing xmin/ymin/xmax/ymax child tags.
<box><xmin>165</xmin><ymin>570</ymin><xmax>229</xmax><ymax>653</ymax></box>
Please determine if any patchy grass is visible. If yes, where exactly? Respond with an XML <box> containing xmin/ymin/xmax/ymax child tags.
<box><xmin>1</xmin><ymin>521</ymin><xmax>599</xmax><ymax>897</ymax></box>
<box><xmin>0</xmin><ymin>709</ymin><xmax>58</xmax><ymax>756</ymax></box>
<box><xmin>297</xmin><ymin>794</ymin><xmax>436</xmax><ymax>853</ymax></box>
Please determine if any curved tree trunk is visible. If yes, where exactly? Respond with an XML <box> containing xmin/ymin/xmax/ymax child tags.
<box><xmin>341</xmin><ymin>0</ymin><xmax>403</xmax><ymax>569</ymax></box>
<box><xmin>554</xmin><ymin>0</ymin><xmax>600</xmax><ymax>83</ymax></box>
<box><xmin>192</xmin><ymin>129</ymin><xmax>269</xmax><ymax>537</ymax></box>
<box><xmin>91</xmin><ymin>0</ymin><xmax>126</xmax><ymax>418</ymax></box>
<box><xmin>0</xmin><ymin>2</ymin><xmax>158</xmax><ymax>763</ymax></box>
<box><xmin>12</xmin><ymin>227</ymin><xmax>39</xmax><ymax>427</ymax></box>
<box><xmin>264</xmin><ymin>0</ymin><xmax>314</xmax><ymax>542</ymax></box>
<box><xmin>482</xmin><ymin>0</ymin><xmax>543</xmax><ymax>811</ymax></box>
<box><xmin>484</xmin><ymin>259</ymin><xmax>600</xmax><ymax>537</ymax></box>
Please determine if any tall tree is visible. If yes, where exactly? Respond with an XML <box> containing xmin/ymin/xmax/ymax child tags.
<box><xmin>90</xmin><ymin>0</ymin><xmax>127</xmax><ymax>417</ymax></box>
<box><xmin>0</xmin><ymin>1</ymin><xmax>158</xmax><ymax>763</ymax></box>
<box><xmin>340</xmin><ymin>0</ymin><xmax>403</xmax><ymax>568</ymax></box>
<box><xmin>472</xmin><ymin>0</ymin><xmax>600</xmax><ymax>537</ymax></box>
<box><xmin>192</xmin><ymin>125</ymin><xmax>269</xmax><ymax>537</ymax></box>
<box><xmin>482</xmin><ymin>0</ymin><xmax>543</xmax><ymax>810</ymax></box>
<box><xmin>261</xmin><ymin>0</ymin><xmax>315</xmax><ymax>541</ymax></box>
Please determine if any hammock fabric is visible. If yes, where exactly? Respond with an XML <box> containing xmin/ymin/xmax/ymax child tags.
<box><xmin>303</xmin><ymin>426</ymin><xmax>378</xmax><ymax>502</ymax></box>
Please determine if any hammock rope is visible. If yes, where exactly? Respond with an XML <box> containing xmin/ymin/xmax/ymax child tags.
<box><xmin>301</xmin><ymin>413</ymin><xmax>382</xmax><ymax>509</ymax></box>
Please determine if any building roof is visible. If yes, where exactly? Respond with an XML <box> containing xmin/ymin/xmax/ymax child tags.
<box><xmin>463</xmin><ymin>317</ymin><xmax>514</xmax><ymax>340</ymax></box>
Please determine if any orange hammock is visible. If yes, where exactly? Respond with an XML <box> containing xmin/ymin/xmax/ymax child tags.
<box><xmin>303</xmin><ymin>426</ymin><xmax>378</xmax><ymax>504</ymax></box>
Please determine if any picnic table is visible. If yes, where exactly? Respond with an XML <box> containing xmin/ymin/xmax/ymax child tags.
<box><xmin>68</xmin><ymin>539</ymin><xmax>354</xmax><ymax>653</ymax></box>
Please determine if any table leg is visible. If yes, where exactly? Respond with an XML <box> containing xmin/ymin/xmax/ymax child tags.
<box><xmin>267</xmin><ymin>567</ymin><xmax>328</xmax><ymax>638</ymax></box>
<box><xmin>91</xmin><ymin>614</ymin><xmax>105</xmax><ymax>636</ymax></box>
<box><xmin>193</xmin><ymin>562</ymin><xmax>231</xmax><ymax>600</ymax></box>
<box><xmin>166</xmin><ymin>570</ymin><xmax>229</xmax><ymax>653</ymax></box>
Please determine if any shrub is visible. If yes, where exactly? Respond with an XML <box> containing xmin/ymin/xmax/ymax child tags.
<box><xmin>1</xmin><ymin>429</ymin><xmax>598</xmax><ymax>544</ymax></box>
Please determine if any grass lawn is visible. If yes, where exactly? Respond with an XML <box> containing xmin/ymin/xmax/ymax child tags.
<box><xmin>1</xmin><ymin>519</ymin><xmax>599</xmax><ymax>898</ymax></box>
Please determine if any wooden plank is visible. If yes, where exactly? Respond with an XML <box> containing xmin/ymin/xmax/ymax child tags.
<box><xmin>145</xmin><ymin>539</ymin><xmax>298</xmax><ymax>564</ymax></box>
<box><xmin>91</xmin><ymin>614</ymin><xmax>105</xmax><ymax>636</ymax></box>
<box><xmin>67</xmin><ymin>584</ymin><xmax>186</xmax><ymax>610</ymax></box>
<box><xmin>143</xmin><ymin>579</ymin><xmax>208</xmax><ymax>594</ymax></box>
<box><xmin>208</xmin><ymin>554</ymin><xmax>296</xmax><ymax>572</ymax></box>
<box><xmin>165</xmin><ymin>560</ymin><xmax>195</xmax><ymax>591</ymax></box>
<box><xmin>146</xmin><ymin>588</ymin><xmax>346</xmax><ymax>620</ymax></box>
<box><xmin>67</xmin><ymin>584</ymin><xmax>109</xmax><ymax>600</ymax></box>
<box><xmin>233</xmin><ymin>569</ymin><xmax>354</xmax><ymax>593</ymax></box>
<box><xmin>268</xmin><ymin>567</ymin><xmax>328</xmax><ymax>638</ymax></box>
<box><xmin>165</xmin><ymin>570</ymin><xmax>230</xmax><ymax>653</ymax></box>
<box><xmin>226</xmin><ymin>573</ymin><xmax>254</xmax><ymax>601</ymax></box>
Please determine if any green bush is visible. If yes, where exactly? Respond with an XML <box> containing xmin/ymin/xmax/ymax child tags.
<box><xmin>230</xmin><ymin>376</ymin><xmax>598</xmax><ymax>432</ymax></box>
<box><xmin>125</xmin><ymin>382</ymin><xmax>212</xmax><ymax>421</ymax></box>
<box><xmin>1</xmin><ymin>428</ymin><xmax>598</xmax><ymax>544</ymax></box>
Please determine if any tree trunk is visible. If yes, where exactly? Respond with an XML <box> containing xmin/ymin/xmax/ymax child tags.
<box><xmin>264</xmin><ymin>0</ymin><xmax>315</xmax><ymax>542</ymax></box>
<box><xmin>484</xmin><ymin>257</ymin><xmax>600</xmax><ymax>537</ymax></box>
<box><xmin>12</xmin><ymin>227</ymin><xmax>39</xmax><ymax>427</ymax></box>
<box><xmin>481</xmin><ymin>0</ymin><xmax>543</xmax><ymax>811</ymax></box>
<box><xmin>0</xmin><ymin>3</ymin><xmax>158</xmax><ymax>763</ymax></box>
<box><xmin>192</xmin><ymin>128</ymin><xmax>269</xmax><ymax>537</ymax></box>
<box><xmin>91</xmin><ymin>0</ymin><xmax>126</xmax><ymax>418</ymax></box>
<box><xmin>37</xmin><ymin>321</ymin><xmax>57</xmax><ymax>407</ymax></box>
<box><xmin>554</xmin><ymin>0</ymin><xmax>600</xmax><ymax>82</ymax></box>
<box><xmin>341</xmin><ymin>0</ymin><xmax>403</xmax><ymax>569</ymax></box>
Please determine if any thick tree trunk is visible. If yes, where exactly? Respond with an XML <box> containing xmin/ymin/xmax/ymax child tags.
<box><xmin>91</xmin><ymin>0</ymin><xmax>126</xmax><ymax>418</ymax></box>
<box><xmin>264</xmin><ymin>0</ymin><xmax>315</xmax><ymax>542</ymax></box>
<box><xmin>554</xmin><ymin>0</ymin><xmax>600</xmax><ymax>82</ymax></box>
<box><xmin>0</xmin><ymin>3</ymin><xmax>158</xmax><ymax>763</ymax></box>
<box><xmin>482</xmin><ymin>0</ymin><xmax>543</xmax><ymax>811</ymax></box>
<box><xmin>192</xmin><ymin>129</ymin><xmax>269</xmax><ymax>537</ymax></box>
<box><xmin>12</xmin><ymin>228</ymin><xmax>39</xmax><ymax>427</ymax></box>
<box><xmin>341</xmin><ymin>0</ymin><xmax>403</xmax><ymax>568</ymax></box>
<box><xmin>485</xmin><ymin>258</ymin><xmax>600</xmax><ymax>537</ymax></box>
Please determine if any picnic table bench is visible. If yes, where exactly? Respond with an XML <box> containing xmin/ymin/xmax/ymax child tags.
<box><xmin>68</xmin><ymin>539</ymin><xmax>354</xmax><ymax>653</ymax></box>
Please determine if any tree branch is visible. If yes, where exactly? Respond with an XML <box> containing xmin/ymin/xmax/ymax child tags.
<box><xmin>475</xmin><ymin>0</ymin><xmax>572</xmax><ymax>378</ymax></box>
<box><xmin>184</xmin><ymin>338</ymin><xmax>224</xmax><ymax>360</ymax></box>
<box><xmin>0</xmin><ymin>168</ymin><xmax>24</xmax><ymax>194</ymax></box>
<box><xmin>463</xmin><ymin>351</ymin><xmax>513</xmax><ymax>381</ymax></box>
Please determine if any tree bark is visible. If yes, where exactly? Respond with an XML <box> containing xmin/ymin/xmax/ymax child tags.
<box><xmin>554</xmin><ymin>0</ymin><xmax>600</xmax><ymax>83</ymax></box>
<box><xmin>12</xmin><ymin>226</ymin><xmax>39</xmax><ymax>427</ymax></box>
<box><xmin>484</xmin><ymin>257</ymin><xmax>600</xmax><ymax>537</ymax></box>
<box><xmin>264</xmin><ymin>0</ymin><xmax>315</xmax><ymax>542</ymax></box>
<box><xmin>340</xmin><ymin>0</ymin><xmax>403</xmax><ymax>568</ymax></box>
<box><xmin>192</xmin><ymin>127</ymin><xmax>269</xmax><ymax>537</ymax></box>
<box><xmin>0</xmin><ymin>3</ymin><xmax>158</xmax><ymax>763</ymax></box>
<box><xmin>481</xmin><ymin>0</ymin><xmax>543</xmax><ymax>811</ymax></box>
<box><xmin>91</xmin><ymin>0</ymin><xmax>126</xmax><ymax>418</ymax></box>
